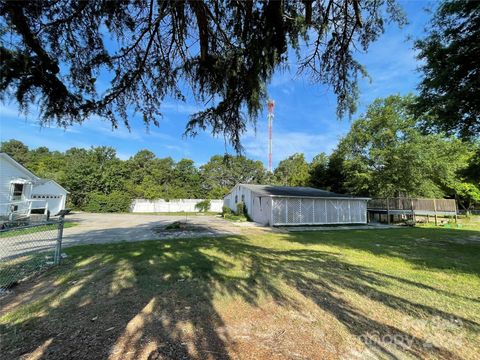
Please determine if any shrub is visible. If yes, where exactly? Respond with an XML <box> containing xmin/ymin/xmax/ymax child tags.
<box><xmin>222</xmin><ymin>206</ymin><xmax>232</xmax><ymax>217</ymax></box>
<box><xmin>165</xmin><ymin>221</ymin><xmax>185</xmax><ymax>230</ymax></box>
<box><xmin>236</xmin><ymin>202</ymin><xmax>246</xmax><ymax>216</ymax></box>
<box><xmin>83</xmin><ymin>191</ymin><xmax>132</xmax><ymax>213</ymax></box>
<box><xmin>195</xmin><ymin>199</ymin><xmax>211</xmax><ymax>212</ymax></box>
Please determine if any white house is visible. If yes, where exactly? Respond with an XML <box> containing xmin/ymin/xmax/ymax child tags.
<box><xmin>224</xmin><ymin>184</ymin><xmax>370</xmax><ymax>226</ymax></box>
<box><xmin>0</xmin><ymin>153</ymin><xmax>68</xmax><ymax>220</ymax></box>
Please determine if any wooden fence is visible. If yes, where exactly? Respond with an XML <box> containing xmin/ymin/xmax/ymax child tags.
<box><xmin>367</xmin><ymin>198</ymin><xmax>457</xmax><ymax>224</ymax></box>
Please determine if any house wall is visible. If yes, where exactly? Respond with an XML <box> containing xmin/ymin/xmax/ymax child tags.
<box><xmin>271</xmin><ymin>197</ymin><xmax>367</xmax><ymax>226</ymax></box>
<box><xmin>223</xmin><ymin>185</ymin><xmax>256</xmax><ymax>215</ymax></box>
<box><xmin>0</xmin><ymin>157</ymin><xmax>34</xmax><ymax>216</ymax></box>
<box><xmin>251</xmin><ymin>195</ymin><xmax>272</xmax><ymax>225</ymax></box>
<box><xmin>31</xmin><ymin>181</ymin><xmax>68</xmax><ymax>216</ymax></box>
<box><xmin>131</xmin><ymin>199</ymin><xmax>224</xmax><ymax>213</ymax></box>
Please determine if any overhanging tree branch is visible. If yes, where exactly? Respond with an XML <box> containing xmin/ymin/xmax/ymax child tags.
<box><xmin>0</xmin><ymin>0</ymin><xmax>407</xmax><ymax>151</ymax></box>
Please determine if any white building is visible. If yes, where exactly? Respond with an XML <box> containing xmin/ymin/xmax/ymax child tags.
<box><xmin>224</xmin><ymin>184</ymin><xmax>369</xmax><ymax>226</ymax></box>
<box><xmin>0</xmin><ymin>153</ymin><xmax>68</xmax><ymax>220</ymax></box>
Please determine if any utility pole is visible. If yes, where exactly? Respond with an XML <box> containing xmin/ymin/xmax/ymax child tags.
<box><xmin>267</xmin><ymin>99</ymin><xmax>275</xmax><ymax>172</ymax></box>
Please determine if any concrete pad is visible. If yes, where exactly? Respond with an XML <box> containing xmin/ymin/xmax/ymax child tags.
<box><xmin>282</xmin><ymin>223</ymin><xmax>397</xmax><ymax>232</ymax></box>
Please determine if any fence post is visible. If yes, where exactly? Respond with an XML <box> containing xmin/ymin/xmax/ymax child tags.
<box><xmin>54</xmin><ymin>215</ymin><xmax>65</xmax><ymax>265</ymax></box>
<box><xmin>410</xmin><ymin>198</ymin><xmax>416</xmax><ymax>224</ymax></box>
<box><xmin>386</xmin><ymin>198</ymin><xmax>390</xmax><ymax>224</ymax></box>
<box><xmin>454</xmin><ymin>200</ymin><xmax>458</xmax><ymax>223</ymax></box>
<box><xmin>433</xmin><ymin>199</ymin><xmax>438</xmax><ymax>226</ymax></box>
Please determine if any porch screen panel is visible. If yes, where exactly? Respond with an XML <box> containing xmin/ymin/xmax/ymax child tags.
<box><xmin>287</xmin><ymin>198</ymin><xmax>302</xmax><ymax>224</ymax></box>
<box><xmin>337</xmin><ymin>200</ymin><xmax>349</xmax><ymax>223</ymax></box>
<box><xmin>349</xmin><ymin>200</ymin><xmax>358</xmax><ymax>223</ymax></box>
<box><xmin>314</xmin><ymin>199</ymin><xmax>327</xmax><ymax>224</ymax></box>
<box><xmin>301</xmin><ymin>199</ymin><xmax>314</xmax><ymax>224</ymax></box>
<box><xmin>272</xmin><ymin>198</ymin><xmax>286</xmax><ymax>225</ymax></box>
<box><xmin>359</xmin><ymin>201</ymin><xmax>367</xmax><ymax>223</ymax></box>
<box><xmin>351</xmin><ymin>200</ymin><xmax>361</xmax><ymax>223</ymax></box>
<box><xmin>349</xmin><ymin>200</ymin><xmax>367</xmax><ymax>223</ymax></box>
<box><xmin>326</xmin><ymin>200</ymin><xmax>340</xmax><ymax>223</ymax></box>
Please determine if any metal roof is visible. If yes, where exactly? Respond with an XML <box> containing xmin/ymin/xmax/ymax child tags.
<box><xmin>237</xmin><ymin>184</ymin><xmax>369</xmax><ymax>199</ymax></box>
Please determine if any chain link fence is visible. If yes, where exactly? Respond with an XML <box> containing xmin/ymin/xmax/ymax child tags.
<box><xmin>0</xmin><ymin>217</ymin><xmax>65</xmax><ymax>292</ymax></box>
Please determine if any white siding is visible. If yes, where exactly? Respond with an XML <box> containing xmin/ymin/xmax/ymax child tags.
<box><xmin>251</xmin><ymin>196</ymin><xmax>272</xmax><ymax>226</ymax></box>
<box><xmin>0</xmin><ymin>158</ymin><xmax>34</xmax><ymax>216</ymax></box>
<box><xmin>1</xmin><ymin>155</ymin><xmax>68</xmax><ymax>217</ymax></box>
<box><xmin>223</xmin><ymin>184</ymin><xmax>255</xmax><ymax>214</ymax></box>
<box><xmin>31</xmin><ymin>181</ymin><xmax>68</xmax><ymax>216</ymax></box>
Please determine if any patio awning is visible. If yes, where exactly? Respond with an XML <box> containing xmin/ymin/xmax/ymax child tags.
<box><xmin>10</xmin><ymin>178</ymin><xmax>33</xmax><ymax>184</ymax></box>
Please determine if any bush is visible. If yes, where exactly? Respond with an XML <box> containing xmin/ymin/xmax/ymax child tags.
<box><xmin>236</xmin><ymin>202</ymin><xmax>246</xmax><ymax>216</ymax></box>
<box><xmin>195</xmin><ymin>199</ymin><xmax>211</xmax><ymax>212</ymax></box>
<box><xmin>222</xmin><ymin>206</ymin><xmax>232</xmax><ymax>217</ymax></box>
<box><xmin>83</xmin><ymin>191</ymin><xmax>132</xmax><ymax>213</ymax></box>
<box><xmin>222</xmin><ymin>204</ymin><xmax>248</xmax><ymax>222</ymax></box>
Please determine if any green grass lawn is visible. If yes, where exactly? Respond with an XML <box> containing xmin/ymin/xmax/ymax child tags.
<box><xmin>1</xmin><ymin>227</ymin><xmax>479</xmax><ymax>359</ymax></box>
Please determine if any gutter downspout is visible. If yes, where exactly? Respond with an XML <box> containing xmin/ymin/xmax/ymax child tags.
<box><xmin>270</xmin><ymin>197</ymin><xmax>274</xmax><ymax>227</ymax></box>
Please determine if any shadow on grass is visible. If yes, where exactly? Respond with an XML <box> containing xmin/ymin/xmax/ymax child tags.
<box><xmin>287</xmin><ymin>227</ymin><xmax>480</xmax><ymax>275</ymax></box>
<box><xmin>1</xmin><ymin>226</ymin><xmax>479</xmax><ymax>359</ymax></box>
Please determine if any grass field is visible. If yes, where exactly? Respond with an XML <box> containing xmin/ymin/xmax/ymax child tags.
<box><xmin>0</xmin><ymin>227</ymin><xmax>479</xmax><ymax>359</ymax></box>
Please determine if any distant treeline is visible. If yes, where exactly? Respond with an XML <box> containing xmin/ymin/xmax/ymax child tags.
<box><xmin>2</xmin><ymin>96</ymin><xmax>478</xmax><ymax>212</ymax></box>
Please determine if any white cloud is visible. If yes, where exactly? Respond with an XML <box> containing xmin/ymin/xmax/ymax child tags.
<box><xmin>161</xmin><ymin>102</ymin><xmax>203</xmax><ymax>115</ymax></box>
<box><xmin>0</xmin><ymin>104</ymin><xmax>24</xmax><ymax>119</ymax></box>
<box><xmin>116</xmin><ymin>152</ymin><xmax>133</xmax><ymax>160</ymax></box>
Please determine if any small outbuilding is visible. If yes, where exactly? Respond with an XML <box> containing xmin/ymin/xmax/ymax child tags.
<box><xmin>224</xmin><ymin>184</ymin><xmax>369</xmax><ymax>226</ymax></box>
<box><xmin>0</xmin><ymin>153</ymin><xmax>68</xmax><ymax>220</ymax></box>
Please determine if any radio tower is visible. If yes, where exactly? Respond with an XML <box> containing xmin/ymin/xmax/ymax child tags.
<box><xmin>267</xmin><ymin>99</ymin><xmax>275</xmax><ymax>172</ymax></box>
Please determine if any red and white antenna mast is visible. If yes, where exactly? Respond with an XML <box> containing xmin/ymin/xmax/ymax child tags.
<box><xmin>267</xmin><ymin>99</ymin><xmax>275</xmax><ymax>172</ymax></box>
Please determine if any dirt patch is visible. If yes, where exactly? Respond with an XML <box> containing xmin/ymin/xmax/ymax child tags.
<box><xmin>151</xmin><ymin>221</ymin><xmax>232</xmax><ymax>239</ymax></box>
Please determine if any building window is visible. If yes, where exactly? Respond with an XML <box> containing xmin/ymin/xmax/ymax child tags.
<box><xmin>235</xmin><ymin>195</ymin><xmax>238</xmax><ymax>203</ymax></box>
<box><xmin>241</xmin><ymin>194</ymin><xmax>245</xmax><ymax>202</ymax></box>
<box><xmin>11</xmin><ymin>183</ymin><xmax>24</xmax><ymax>200</ymax></box>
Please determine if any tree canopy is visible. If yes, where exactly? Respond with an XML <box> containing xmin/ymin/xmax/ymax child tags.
<box><xmin>0</xmin><ymin>0</ymin><xmax>405</xmax><ymax>151</ymax></box>
<box><xmin>0</xmin><ymin>139</ymin><xmax>273</xmax><ymax>209</ymax></box>
<box><xmin>324</xmin><ymin>95</ymin><xmax>479</xmax><ymax>209</ymax></box>
<box><xmin>274</xmin><ymin>153</ymin><xmax>310</xmax><ymax>187</ymax></box>
<box><xmin>414</xmin><ymin>0</ymin><xmax>480</xmax><ymax>140</ymax></box>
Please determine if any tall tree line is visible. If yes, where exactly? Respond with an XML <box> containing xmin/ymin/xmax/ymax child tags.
<box><xmin>0</xmin><ymin>140</ymin><xmax>271</xmax><ymax>210</ymax></box>
<box><xmin>2</xmin><ymin>95</ymin><xmax>479</xmax><ymax>212</ymax></box>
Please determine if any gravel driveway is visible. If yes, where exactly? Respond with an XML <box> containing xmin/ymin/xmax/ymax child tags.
<box><xmin>1</xmin><ymin>213</ymin><xmax>261</xmax><ymax>261</ymax></box>
<box><xmin>61</xmin><ymin>212</ymin><xmax>243</xmax><ymax>246</ymax></box>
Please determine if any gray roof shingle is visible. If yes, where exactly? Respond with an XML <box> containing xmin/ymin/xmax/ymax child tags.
<box><xmin>238</xmin><ymin>184</ymin><xmax>367</xmax><ymax>199</ymax></box>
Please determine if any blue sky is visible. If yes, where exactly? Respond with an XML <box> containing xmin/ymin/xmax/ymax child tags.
<box><xmin>0</xmin><ymin>1</ymin><xmax>434</xmax><ymax>167</ymax></box>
